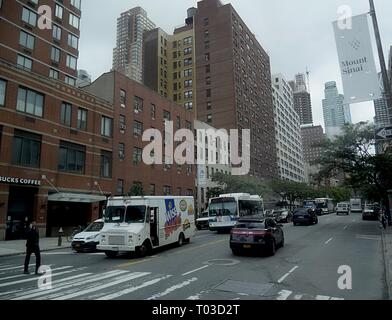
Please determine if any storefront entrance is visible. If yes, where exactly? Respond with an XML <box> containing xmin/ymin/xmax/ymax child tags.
<box><xmin>6</xmin><ymin>186</ymin><xmax>37</xmax><ymax>240</ymax></box>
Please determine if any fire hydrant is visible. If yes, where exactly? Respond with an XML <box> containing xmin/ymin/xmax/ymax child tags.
<box><xmin>58</xmin><ymin>227</ymin><xmax>63</xmax><ymax>246</ymax></box>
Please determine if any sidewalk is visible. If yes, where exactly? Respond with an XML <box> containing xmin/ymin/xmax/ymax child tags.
<box><xmin>382</xmin><ymin>227</ymin><xmax>392</xmax><ymax>300</ymax></box>
<box><xmin>0</xmin><ymin>237</ymin><xmax>71</xmax><ymax>258</ymax></box>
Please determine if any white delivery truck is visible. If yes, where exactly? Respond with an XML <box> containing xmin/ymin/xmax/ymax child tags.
<box><xmin>350</xmin><ymin>199</ymin><xmax>362</xmax><ymax>213</ymax></box>
<box><xmin>97</xmin><ymin>196</ymin><xmax>195</xmax><ymax>258</ymax></box>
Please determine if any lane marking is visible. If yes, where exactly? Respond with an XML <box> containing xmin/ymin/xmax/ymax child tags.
<box><xmin>294</xmin><ymin>294</ymin><xmax>303</xmax><ymax>300</ymax></box>
<box><xmin>0</xmin><ymin>264</ymin><xmax>35</xmax><ymax>272</ymax></box>
<box><xmin>96</xmin><ymin>275</ymin><xmax>172</xmax><ymax>300</ymax></box>
<box><xmin>276</xmin><ymin>290</ymin><xmax>292</xmax><ymax>300</ymax></box>
<box><xmin>116</xmin><ymin>258</ymin><xmax>153</xmax><ymax>269</ymax></box>
<box><xmin>0</xmin><ymin>266</ymin><xmax>72</xmax><ymax>282</ymax></box>
<box><xmin>147</xmin><ymin>277</ymin><xmax>198</xmax><ymax>300</ymax></box>
<box><xmin>325</xmin><ymin>238</ymin><xmax>333</xmax><ymax>245</ymax></box>
<box><xmin>52</xmin><ymin>272</ymin><xmax>151</xmax><ymax>300</ymax></box>
<box><xmin>277</xmin><ymin>266</ymin><xmax>299</xmax><ymax>284</ymax></box>
<box><xmin>182</xmin><ymin>265</ymin><xmax>209</xmax><ymax>276</ymax></box>
<box><xmin>343</xmin><ymin>225</ymin><xmax>348</xmax><ymax>230</ymax></box>
<box><xmin>316</xmin><ymin>295</ymin><xmax>331</xmax><ymax>300</ymax></box>
<box><xmin>330</xmin><ymin>297</ymin><xmax>344</xmax><ymax>300</ymax></box>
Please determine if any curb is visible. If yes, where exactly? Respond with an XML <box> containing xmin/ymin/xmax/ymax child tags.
<box><xmin>381</xmin><ymin>229</ymin><xmax>392</xmax><ymax>300</ymax></box>
<box><xmin>0</xmin><ymin>245</ymin><xmax>71</xmax><ymax>258</ymax></box>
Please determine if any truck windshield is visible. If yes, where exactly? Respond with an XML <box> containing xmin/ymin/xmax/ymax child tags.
<box><xmin>125</xmin><ymin>206</ymin><xmax>146</xmax><ymax>223</ymax></box>
<box><xmin>105</xmin><ymin>206</ymin><xmax>125</xmax><ymax>223</ymax></box>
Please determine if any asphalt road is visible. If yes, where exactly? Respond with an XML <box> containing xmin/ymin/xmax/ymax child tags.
<box><xmin>0</xmin><ymin>212</ymin><xmax>387</xmax><ymax>300</ymax></box>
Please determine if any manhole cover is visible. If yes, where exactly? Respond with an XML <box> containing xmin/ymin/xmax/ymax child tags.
<box><xmin>215</xmin><ymin>280</ymin><xmax>274</xmax><ymax>296</ymax></box>
<box><xmin>206</xmin><ymin>259</ymin><xmax>240</xmax><ymax>266</ymax></box>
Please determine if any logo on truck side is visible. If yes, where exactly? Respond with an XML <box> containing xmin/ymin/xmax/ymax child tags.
<box><xmin>164</xmin><ymin>199</ymin><xmax>182</xmax><ymax>239</ymax></box>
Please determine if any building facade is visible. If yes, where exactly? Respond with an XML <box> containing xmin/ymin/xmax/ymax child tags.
<box><xmin>193</xmin><ymin>0</ymin><xmax>278</xmax><ymax>179</ymax></box>
<box><xmin>322</xmin><ymin>81</ymin><xmax>351</xmax><ymax>140</ymax></box>
<box><xmin>301</xmin><ymin>125</ymin><xmax>325</xmax><ymax>184</ymax></box>
<box><xmin>112</xmin><ymin>7</ymin><xmax>155</xmax><ymax>83</ymax></box>
<box><xmin>0</xmin><ymin>0</ymin><xmax>81</xmax><ymax>86</ymax></box>
<box><xmin>289</xmin><ymin>74</ymin><xmax>313</xmax><ymax>126</ymax></box>
<box><xmin>272</xmin><ymin>74</ymin><xmax>305</xmax><ymax>182</ymax></box>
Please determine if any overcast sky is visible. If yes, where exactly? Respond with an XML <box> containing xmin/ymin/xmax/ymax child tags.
<box><xmin>78</xmin><ymin>0</ymin><xmax>392</xmax><ymax>129</ymax></box>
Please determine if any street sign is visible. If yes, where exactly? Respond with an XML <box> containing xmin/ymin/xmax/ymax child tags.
<box><xmin>376</xmin><ymin>126</ymin><xmax>392</xmax><ymax>140</ymax></box>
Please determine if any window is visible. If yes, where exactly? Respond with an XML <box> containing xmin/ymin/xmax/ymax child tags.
<box><xmin>65</xmin><ymin>76</ymin><xmax>76</xmax><ymax>86</ymax></box>
<box><xmin>70</xmin><ymin>0</ymin><xmax>81</xmax><ymax>10</ymax></box>
<box><xmin>184</xmin><ymin>79</ymin><xmax>192</xmax><ymax>87</ymax></box>
<box><xmin>12</xmin><ymin>130</ymin><xmax>41</xmax><ymax>168</ymax></box>
<box><xmin>184</xmin><ymin>47</ymin><xmax>192</xmax><ymax>55</ymax></box>
<box><xmin>184</xmin><ymin>58</ymin><xmax>192</xmax><ymax>66</ymax></box>
<box><xmin>58</xmin><ymin>141</ymin><xmax>85</xmax><ymax>173</ymax></box>
<box><xmin>77</xmin><ymin>108</ymin><xmax>87</xmax><ymax>131</ymax></box>
<box><xmin>119</xmin><ymin>143</ymin><xmax>125</xmax><ymax>160</ymax></box>
<box><xmin>101</xmin><ymin>116</ymin><xmax>113</xmax><ymax>137</ymax></box>
<box><xmin>21</xmin><ymin>7</ymin><xmax>37</xmax><ymax>26</ymax></box>
<box><xmin>176</xmin><ymin>116</ymin><xmax>181</xmax><ymax>130</ymax></box>
<box><xmin>150</xmin><ymin>184</ymin><xmax>156</xmax><ymax>196</ymax></box>
<box><xmin>17</xmin><ymin>87</ymin><xmax>43</xmax><ymax>117</ymax></box>
<box><xmin>184</xmin><ymin>102</ymin><xmax>193</xmax><ymax>110</ymax></box>
<box><xmin>117</xmin><ymin>180</ymin><xmax>124</xmax><ymax>195</ymax></box>
<box><xmin>17</xmin><ymin>55</ymin><xmax>32</xmax><ymax>70</ymax></box>
<box><xmin>134</xmin><ymin>96</ymin><xmax>143</xmax><ymax>113</ymax></box>
<box><xmin>133</xmin><ymin>121</ymin><xmax>143</xmax><ymax>137</ymax></box>
<box><xmin>120</xmin><ymin>89</ymin><xmax>126</xmax><ymax>107</ymax></box>
<box><xmin>66</xmin><ymin>55</ymin><xmax>77</xmax><ymax>70</ymax></box>
<box><xmin>207</xmin><ymin>101</ymin><xmax>212</xmax><ymax>110</ymax></box>
<box><xmin>0</xmin><ymin>79</ymin><xmax>6</xmax><ymax>106</ymax></box>
<box><xmin>53</xmin><ymin>25</ymin><xmax>62</xmax><ymax>41</ymax></box>
<box><xmin>68</xmin><ymin>34</ymin><xmax>79</xmax><ymax>49</ymax></box>
<box><xmin>163</xmin><ymin>186</ymin><xmax>172</xmax><ymax>196</ymax></box>
<box><xmin>119</xmin><ymin>115</ymin><xmax>126</xmax><ymax>132</ymax></box>
<box><xmin>151</xmin><ymin>104</ymin><xmax>156</xmax><ymax>119</ymax></box>
<box><xmin>186</xmin><ymin>121</ymin><xmax>192</xmax><ymax>130</ymax></box>
<box><xmin>51</xmin><ymin>46</ymin><xmax>60</xmax><ymax>63</ymax></box>
<box><xmin>206</xmin><ymin>77</ymin><xmax>211</xmax><ymax>86</ymax></box>
<box><xmin>69</xmin><ymin>13</ymin><xmax>80</xmax><ymax>29</ymax></box>
<box><xmin>19</xmin><ymin>31</ymin><xmax>35</xmax><ymax>50</ymax></box>
<box><xmin>49</xmin><ymin>69</ymin><xmax>59</xmax><ymax>79</ymax></box>
<box><xmin>60</xmin><ymin>102</ymin><xmax>72</xmax><ymax>127</ymax></box>
<box><xmin>207</xmin><ymin>114</ymin><xmax>212</xmax><ymax>123</ymax></box>
<box><xmin>183</xmin><ymin>37</ymin><xmax>192</xmax><ymax>45</ymax></box>
<box><xmin>206</xmin><ymin>64</ymin><xmax>211</xmax><ymax>73</ymax></box>
<box><xmin>205</xmin><ymin>40</ymin><xmax>210</xmax><ymax>49</ymax></box>
<box><xmin>133</xmin><ymin>147</ymin><xmax>142</xmax><ymax>165</ymax></box>
<box><xmin>205</xmin><ymin>53</ymin><xmax>210</xmax><ymax>61</ymax></box>
<box><xmin>203</xmin><ymin>17</ymin><xmax>209</xmax><ymax>26</ymax></box>
<box><xmin>185</xmin><ymin>91</ymin><xmax>193</xmax><ymax>99</ymax></box>
<box><xmin>55</xmin><ymin>4</ymin><xmax>63</xmax><ymax>19</ymax></box>
<box><xmin>184</xmin><ymin>69</ymin><xmax>192</xmax><ymax>77</ymax></box>
<box><xmin>100</xmin><ymin>151</ymin><xmax>112</xmax><ymax>178</ymax></box>
<box><xmin>206</xmin><ymin>89</ymin><xmax>211</xmax><ymax>98</ymax></box>
<box><xmin>163</xmin><ymin>110</ymin><xmax>171</xmax><ymax>121</ymax></box>
<box><xmin>204</xmin><ymin>30</ymin><xmax>209</xmax><ymax>37</ymax></box>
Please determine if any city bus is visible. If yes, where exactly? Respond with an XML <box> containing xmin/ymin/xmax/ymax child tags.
<box><xmin>314</xmin><ymin>198</ymin><xmax>335</xmax><ymax>215</ymax></box>
<box><xmin>208</xmin><ymin>193</ymin><xmax>264</xmax><ymax>233</ymax></box>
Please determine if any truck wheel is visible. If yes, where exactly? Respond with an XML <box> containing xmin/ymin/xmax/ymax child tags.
<box><xmin>177</xmin><ymin>233</ymin><xmax>185</xmax><ymax>247</ymax></box>
<box><xmin>137</xmin><ymin>241</ymin><xmax>151</xmax><ymax>258</ymax></box>
<box><xmin>105</xmin><ymin>251</ymin><xmax>118</xmax><ymax>259</ymax></box>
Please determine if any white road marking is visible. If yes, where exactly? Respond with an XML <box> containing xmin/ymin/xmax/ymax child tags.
<box><xmin>147</xmin><ymin>277</ymin><xmax>198</xmax><ymax>300</ymax></box>
<box><xmin>316</xmin><ymin>295</ymin><xmax>331</xmax><ymax>300</ymax></box>
<box><xmin>182</xmin><ymin>265</ymin><xmax>209</xmax><ymax>276</ymax></box>
<box><xmin>96</xmin><ymin>275</ymin><xmax>172</xmax><ymax>300</ymax></box>
<box><xmin>325</xmin><ymin>238</ymin><xmax>333</xmax><ymax>245</ymax></box>
<box><xmin>0</xmin><ymin>266</ymin><xmax>72</xmax><ymax>282</ymax></box>
<box><xmin>277</xmin><ymin>266</ymin><xmax>299</xmax><ymax>284</ymax></box>
<box><xmin>294</xmin><ymin>294</ymin><xmax>303</xmax><ymax>300</ymax></box>
<box><xmin>343</xmin><ymin>225</ymin><xmax>348</xmax><ymax>230</ymax></box>
<box><xmin>276</xmin><ymin>290</ymin><xmax>292</xmax><ymax>300</ymax></box>
<box><xmin>53</xmin><ymin>272</ymin><xmax>151</xmax><ymax>300</ymax></box>
<box><xmin>356</xmin><ymin>235</ymin><xmax>381</xmax><ymax>241</ymax></box>
<box><xmin>0</xmin><ymin>264</ymin><xmax>35</xmax><ymax>272</ymax></box>
<box><xmin>187</xmin><ymin>293</ymin><xmax>202</xmax><ymax>300</ymax></box>
<box><xmin>330</xmin><ymin>297</ymin><xmax>344</xmax><ymax>300</ymax></box>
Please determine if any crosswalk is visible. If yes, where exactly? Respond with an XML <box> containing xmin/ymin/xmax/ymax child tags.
<box><xmin>0</xmin><ymin>262</ymin><xmax>345</xmax><ymax>300</ymax></box>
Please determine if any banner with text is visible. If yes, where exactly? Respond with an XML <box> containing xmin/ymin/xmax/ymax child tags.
<box><xmin>333</xmin><ymin>14</ymin><xmax>381</xmax><ymax>104</ymax></box>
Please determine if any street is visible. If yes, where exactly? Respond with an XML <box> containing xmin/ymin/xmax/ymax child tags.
<box><xmin>0</xmin><ymin>213</ymin><xmax>386</xmax><ymax>301</ymax></box>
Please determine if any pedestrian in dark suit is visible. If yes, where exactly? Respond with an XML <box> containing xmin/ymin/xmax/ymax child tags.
<box><xmin>24</xmin><ymin>221</ymin><xmax>41</xmax><ymax>275</ymax></box>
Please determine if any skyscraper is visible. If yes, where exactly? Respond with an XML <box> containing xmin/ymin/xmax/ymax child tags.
<box><xmin>322</xmin><ymin>81</ymin><xmax>352</xmax><ymax>139</ymax></box>
<box><xmin>193</xmin><ymin>0</ymin><xmax>278</xmax><ymax>179</ymax></box>
<box><xmin>290</xmin><ymin>74</ymin><xmax>313</xmax><ymax>125</ymax></box>
<box><xmin>272</xmin><ymin>74</ymin><xmax>305</xmax><ymax>182</ymax></box>
<box><xmin>301</xmin><ymin>125</ymin><xmax>325</xmax><ymax>184</ymax></box>
<box><xmin>113</xmin><ymin>7</ymin><xmax>155</xmax><ymax>83</ymax></box>
<box><xmin>374</xmin><ymin>72</ymin><xmax>390</xmax><ymax>128</ymax></box>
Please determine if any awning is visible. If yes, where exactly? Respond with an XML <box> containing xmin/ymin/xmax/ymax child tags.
<box><xmin>48</xmin><ymin>193</ymin><xmax>107</xmax><ymax>203</ymax></box>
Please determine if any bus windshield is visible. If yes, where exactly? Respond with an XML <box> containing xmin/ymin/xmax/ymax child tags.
<box><xmin>104</xmin><ymin>206</ymin><xmax>125</xmax><ymax>223</ymax></box>
<box><xmin>209</xmin><ymin>198</ymin><xmax>237</xmax><ymax>217</ymax></box>
<box><xmin>316</xmin><ymin>201</ymin><xmax>327</xmax><ymax>209</ymax></box>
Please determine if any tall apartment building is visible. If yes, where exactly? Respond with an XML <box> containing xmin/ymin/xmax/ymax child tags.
<box><xmin>301</xmin><ymin>125</ymin><xmax>325</xmax><ymax>184</ymax></box>
<box><xmin>193</xmin><ymin>0</ymin><xmax>278</xmax><ymax>179</ymax></box>
<box><xmin>112</xmin><ymin>7</ymin><xmax>155</xmax><ymax>83</ymax></box>
<box><xmin>289</xmin><ymin>74</ymin><xmax>313</xmax><ymax>125</ymax></box>
<box><xmin>322</xmin><ymin>81</ymin><xmax>352</xmax><ymax>140</ymax></box>
<box><xmin>374</xmin><ymin>73</ymin><xmax>390</xmax><ymax>128</ymax></box>
<box><xmin>272</xmin><ymin>74</ymin><xmax>305</xmax><ymax>182</ymax></box>
<box><xmin>0</xmin><ymin>0</ymin><xmax>82</xmax><ymax>85</ymax></box>
<box><xmin>143</xmin><ymin>11</ymin><xmax>196</xmax><ymax>112</ymax></box>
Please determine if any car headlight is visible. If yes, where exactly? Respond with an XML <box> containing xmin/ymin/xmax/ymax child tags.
<box><xmin>86</xmin><ymin>234</ymin><xmax>99</xmax><ymax>240</ymax></box>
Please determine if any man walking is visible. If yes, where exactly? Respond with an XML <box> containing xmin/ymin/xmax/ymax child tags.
<box><xmin>24</xmin><ymin>221</ymin><xmax>41</xmax><ymax>275</ymax></box>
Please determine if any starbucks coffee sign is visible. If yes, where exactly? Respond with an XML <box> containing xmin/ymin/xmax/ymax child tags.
<box><xmin>0</xmin><ymin>176</ymin><xmax>41</xmax><ymax>186</ymax></box>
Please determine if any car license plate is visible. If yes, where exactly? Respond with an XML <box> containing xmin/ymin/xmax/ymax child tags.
<box><xmin>75</xmin><ymin>244</ymin><xmax>80</xmax><ymax>248</ymax></box>
<box><xmin>243</xmin><ymin>244</ymin><xmax>252</xmax><ymax>249</ymax></box>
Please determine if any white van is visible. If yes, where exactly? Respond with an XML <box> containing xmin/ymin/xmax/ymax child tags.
<box><xmin>71</xmin><ymin>219</ymin><xmax>104</xmax><ymax>252</ymax></box>
<box><xmin>97</xmin><ymin>196</ymin><xmax>195</xmax><ymax>258</ymax></box>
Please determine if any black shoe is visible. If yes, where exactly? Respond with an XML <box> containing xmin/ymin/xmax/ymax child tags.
<box><xmin>23</xmin><ymin>271</ymin><xmax>30</xmax><ymax>275</ymax></box>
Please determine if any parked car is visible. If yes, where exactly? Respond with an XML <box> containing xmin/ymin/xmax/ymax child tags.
<box><xmin>293</xmin><ymin>208</ymin><xmax>318</xmax><ymax>226</ymax></box>
<box><xmin>230</xmin><ymin>215</ymin><xmax>284</xmax><ymax>256</ymax></box>
<box><xmin>275</xmin><ymin>210</ymin><xmax>293</xmax><ymax>223</ymax></box>
<box><xmin>71</xmin><ymin>219</ymin><xmax>104</xmax><ymax>253</ymax></box>
<box><xmin>336</xmin><ymin>202</ymin><xmax>350</xmax><ymax>216</ymax></box>
<box><xmin>362</xmin><ymin>204</ymin><xmax>378</xmax><ymax>221</ymax></box>
<box><xmin>196</xmin><ymin>211</ymin><xmax>210</xmax><ymax>230</ymax></box>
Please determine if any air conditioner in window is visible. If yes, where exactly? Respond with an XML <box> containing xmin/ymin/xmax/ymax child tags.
<box><xmin>120</xmin><ymin>124</ymin><xmax>126</xmax><ymax>131</ymax></box>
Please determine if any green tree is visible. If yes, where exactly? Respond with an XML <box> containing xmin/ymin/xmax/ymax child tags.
<box><xmin>128</xmin><ymin>183</ymin><xmax>144</xmax><ymax>196</ymax></box>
